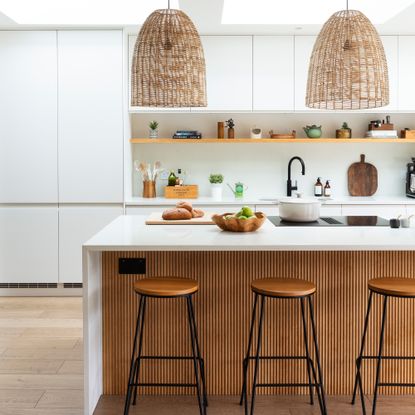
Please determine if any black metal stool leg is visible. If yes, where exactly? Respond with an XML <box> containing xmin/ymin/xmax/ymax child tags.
<box><xmin>308</xmin><ymin>296</ymin><xmax>327</xmax><ymax>415</ymax></box>
<box><xmin>352</xmin><ymin>290</ymin><xmax>373</xmax><ymax>413</ymax></box>
<box><xmin>187</xmin><ymin>296</ymin><xmax>204</xmax><ymax>415</ymax></box>
<box><xmin>240</xmin><ymin>293</ymin><xmax>259</xmax><ymax>406</ymax></box>
<box><xmin>132</xmin><ymin>296</ymin><xmax>147</xmax><ymax>405</ymax></box>
<box><xmin>372</xmin><ymin>295</ymin><xmax>388</xmax><ymax>415</ymax></box>
<box><xmin>249</xmin><ymin>295</ymin><xmax>265</xmax><ymax>415</ymax></box>
<box><xmin>300</xmin><ymin>297</ymin><xmax>314</xmax><ymax>405</ymax></box>
<box><xmin>124</xmin><ymin>295</ymin><xmax>144</xmax><ymax>415</ymax></box>
<box><xmin>188</xmin><ymin>295</ymin><xmax>208</xmax><ymax>408</ymax></box>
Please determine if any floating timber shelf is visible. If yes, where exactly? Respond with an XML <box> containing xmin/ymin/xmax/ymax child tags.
<box><xmin>130</xmin><ymin>138</ymin><xmax>415</xmax><ymax>144</ymax></box>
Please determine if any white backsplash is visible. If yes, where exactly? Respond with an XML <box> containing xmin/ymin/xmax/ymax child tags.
<box><xmin>131</xmin><ymin>113</ymin><xmax>415</xmax><ymax>199</ymax></box>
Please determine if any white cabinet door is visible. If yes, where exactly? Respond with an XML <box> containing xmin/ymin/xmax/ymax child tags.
<box><xmin>0</xmin><ymin>31</ymin><xmax>58</xmax><ymax>203</ymax></box>
<box><xmin>381</xmin><ymin>36</ymin><xmax>398</xmax><ymax>111</ymax></box>
<box><xmin>58</xmin><ymin>31</ymin><xmax>124</xmax><ymax>203</ymax></box>
<box><xmin>398</xmin><ymin>36</ymin><xmax>415</xmax><ymax>110</ymax></box>
<box><xmin>341</xmin><ymin>205</ymin><xmax>406</xmax><ymax>219</ymax></box>
<box><xmin>253</xmin><ymin>36</ymin><xmax>294</xmax><ymax>111</ymax></box>
<box><xmin>294</xmin><ymin>36</ymin><xmax>317</xmax><ymax>111</ymax></box>
<box><xmin>59</xmin><ymin>206</ymin><xmax>123</xmax><ymax>283</ymax></box>
<box><xmin>0</xmin><ymin>207</ymin><xmax>58</xmax><ymax>283</ymax></box>
<box><xmin>194</xmin><ymin>36</ymin><xmax>252</xmax><ymax>111</ymax></box>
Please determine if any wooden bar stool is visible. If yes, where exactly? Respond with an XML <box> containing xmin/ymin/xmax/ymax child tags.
<box><xmin>123</xmin><ymin>277</ymin><xmax>208</xmax><ymax>415</ymax></box>
<box><xmin>352</xmin><ymin>277</ymin><xmax>415</xmax><ymax>415</ymax></box>
<box><xmin>240</xmin><ymin>278</ymin><xmax>327</xmax><ymax>415</ymax></box>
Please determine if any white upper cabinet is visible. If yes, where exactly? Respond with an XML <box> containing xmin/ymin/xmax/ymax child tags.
<box><xmin>398</xmin><ymin>36</ymin><xmax>415</xmax><ymax>110</ymax></box>
<box><xmin>0</xmin><ymin>206</ymin><xmax>58</xmax><ymax>283</ymax></box>
<box><xmin>59</xmin><ymin>206</ymin><xmax>122</xmax><ymax>283</ymax></box>
<box><xmin>194</xmin><ymin>36</ymin><xmax>253</xmax><ymax>111</ymax></box>
<box><xmin>0</xmin><ymin>31</ymin><xmax>58</xmax><ymax>203</ymax></box>
<box><xmin>380</xmin><ymin>36</ymin><xmax>398</xmax><ymax>111</ymax></box>
<box><xmin>58</xmin><ymin>31</ymin><xmax>124</xmax><ymax>203</ymax></box>
<box><xmin>253</xmin><ymin>36</ymin><xmax>294</xmax><ymax>111</ymax></box>
<box><xmin>294</xmin><ymin>36</ymin><xmax>317</xmax><ymax>111</ymax></box>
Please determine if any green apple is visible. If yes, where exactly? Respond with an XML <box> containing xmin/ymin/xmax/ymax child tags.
<box><xmin>241</xmin><ymin>206</ymin><xmax>254</xmax><ymax>217</ymax></box>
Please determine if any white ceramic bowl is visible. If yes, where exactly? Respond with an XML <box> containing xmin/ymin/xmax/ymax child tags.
<box><xmin>279</xmin><ymin>196</ymin><xmax>321</xmax><ymax>222</ymax></box>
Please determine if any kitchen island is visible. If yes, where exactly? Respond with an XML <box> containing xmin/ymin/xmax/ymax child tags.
<box><xmin>83</xmin><ymin>215</ymin><xmax>415</xmax><ymax>415</ymax></box>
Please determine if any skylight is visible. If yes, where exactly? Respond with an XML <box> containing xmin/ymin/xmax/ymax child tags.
<box><xmin>0</xmin><ymin>0</ymin><xmax>179</xmax><ymax>25</ymax></box>
<box><xmin>222</xmin><ymin>0</ymin><xmax>415</xmax><ymax>24</ymax></box>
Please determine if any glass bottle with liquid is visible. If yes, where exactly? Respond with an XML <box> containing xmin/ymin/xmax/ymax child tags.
<box><xmin>314</xmin><ymin>177</ymin><xmax>323</xmax><ymax>197</ymax></box>
<box><xmin>324</xmin><ymin>180</ymin><xmax>331</xmax><ymax>197</ymax></box>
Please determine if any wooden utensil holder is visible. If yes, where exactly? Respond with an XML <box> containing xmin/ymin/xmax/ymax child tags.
<box><xmin>143</xmin><ymin>181</ymin><xmax>156</xmax><ymax>198</ymax></box>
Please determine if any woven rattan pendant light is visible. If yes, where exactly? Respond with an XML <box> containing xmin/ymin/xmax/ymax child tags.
<box><xmin>131</xmin><ymin>1</ymin><xmax>207</xmax><ymax>107</ymax></box>
<box><xmin>306</xmin><ymin>1</ymin><xmax>389</xmax><ymax>110</ymax></box>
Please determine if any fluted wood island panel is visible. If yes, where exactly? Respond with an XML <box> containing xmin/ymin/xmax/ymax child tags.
<box><xmin>102</xmin><ymin>251</ymin><xmax>415</xmax><ymax>396</ymax></box>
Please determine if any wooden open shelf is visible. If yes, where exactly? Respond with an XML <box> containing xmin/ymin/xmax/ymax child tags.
<box><xmin>130</xmin><ymin>138</ymin><xmax>415</xmax><ymax>144</ymax></box>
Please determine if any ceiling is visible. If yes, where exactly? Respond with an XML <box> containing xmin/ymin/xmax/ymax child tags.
<box><xmin>1</xmin><ymin>0</ymin><xmax>415</xmax><ymax>35</ymax></box>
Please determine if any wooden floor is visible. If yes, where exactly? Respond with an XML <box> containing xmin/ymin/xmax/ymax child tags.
<box><xmin>0</xmin><ymin>297</ymin><xmax>83</xmax><ymax>415</ymax></box>
<box><xmin>0</xmin><ymin>297</ymin><xmax>414</xmax><ymax>415</ymax></box>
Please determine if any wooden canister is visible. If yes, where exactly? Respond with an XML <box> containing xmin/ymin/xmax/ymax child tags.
<box><xmin>143</xmin><ymin>181</ymin><xmax>156</xmax><ymax>198</ymax></box>
<box><xmin>217</xmin><ymin>122</ymin><xmax>224</xmax><ymax>139</ymax></box>
<box><xmin>228</xmin><ymin>127</ymin><xmax>235</xmax><ymax>139</ymax></box>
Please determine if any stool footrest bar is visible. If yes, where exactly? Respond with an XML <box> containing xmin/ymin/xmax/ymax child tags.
<box><xmin>139</xmin><ymin>355</ymin><xmax>202</xmax><ymax>360</ymax></box>
<box><xmin>132</xmin><ymin>382</ymin><xmax>197</xmax><ymax>388</ymax></box>
<box><xmin>361</xmin><ymin>355</ymin><xmax>415</xmax><ymax>360</ymax></box>
<box><xmin>378</xmin><ymin>382</ymin><xmax>415</xmax><ymax>387</ymax></box>
<box><xmin>246</xmin><ymin>355</ymin><xmax>308</xmax><ymax>360</ymax></box>
<box><xmin>256</xmin><ymin>383</ymin><xmax>320</xmax><ymax>388</ymax></box>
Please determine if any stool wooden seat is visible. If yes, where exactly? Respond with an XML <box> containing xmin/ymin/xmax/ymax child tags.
<box><xmin>251</xmin><ymin>277</ymin><xmax>316</xmax><ymax>298</ymax></box>
<box><xmin>133</xmin><ymin>277</ymin><xmax>199</xmax><ymax>297</ymax></box>
<box><xmin>368</xmin><ymin>277</ymin><xmax>415</xmax><ymax>297</ymax></box>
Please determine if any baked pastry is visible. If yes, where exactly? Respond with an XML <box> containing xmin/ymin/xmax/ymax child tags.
<box><xmin>162</xmin><ymin>208</ymin><xmax>192</xmax><ymax>221</ymax></box>
<box><xmin>176</xmin><ymin>201</ymin><xmax>193</xmax><ymax>212</ymax></box>
<box><xmin>191</xmin><ymin>208</ymin><xmax>205</xmax><ymax>218</ymax></box>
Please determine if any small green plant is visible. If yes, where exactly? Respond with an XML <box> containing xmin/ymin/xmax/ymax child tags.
<box><xmin>149</xmin><ymin>120</ymin><xmax>159</xmax><ymax>131</ymax></box>
<box><xmin>209</xmin><ymin>174</ymin><xmax>224</xmax><ymax>184</ymax></box>
<box><xmin>342</xmin><ymin>122</ymin><xmax>350</xmax><ymax>129</ymax></box>
<box><xmin>225</xmin><ymin>119</ymin><xmax>235</xmax><ymax>129</ymax></box>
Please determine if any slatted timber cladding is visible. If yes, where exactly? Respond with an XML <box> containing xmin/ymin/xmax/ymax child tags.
<box><xmin>102</xmin><ymin>251</ymin><xmax>415</xmax><ymax>396</ymax></box>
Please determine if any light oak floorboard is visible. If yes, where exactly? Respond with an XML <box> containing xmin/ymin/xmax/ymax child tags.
<box><xmin>0</xmin><ymin>389</ymin><xmax>44</xmax><ymax>409</ymax></box>
<box><xmin>36</xmin><ymin>390</ymin><xmax>83</xmax><ymax>409</ymax></box>
<box><xmin>0</xmin><ymin>359</ymin><xmax>64</xmax><ymax>374</ymax></box>
<box><xmin>58</xmin><ymin>360</ymin><xmax>83</xmax><ymax>375</ymax></box>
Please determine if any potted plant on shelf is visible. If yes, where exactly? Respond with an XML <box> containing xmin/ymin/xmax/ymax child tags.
<box><xmin>209</xmin><ymin>174</ymin><xmax>224</xmax><ymax>200</ymax></box>
<box><xmin>149</xmin><ymin>120</ymin><xmax>159</xmax><ymax>139</ymax></box>
<box><xmin>336</xmin><ymin>122</ymin><xmax>352</xmax><ymax>139</ymax></box>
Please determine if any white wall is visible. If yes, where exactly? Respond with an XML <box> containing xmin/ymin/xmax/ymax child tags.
<box><xmin>131</xmin><ymin>113</ymin><xmax>415</xmax><ymax>198</ymax></box>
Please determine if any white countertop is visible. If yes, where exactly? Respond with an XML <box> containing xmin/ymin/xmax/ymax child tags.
<box><xmin>84</xmin><ymin>215</ymin><xmax>415</xmax><ymax>251</ymax></box>
<box><xmin>126</xmin><ymin>195</ymin><xmax>415</xmax><ymax>206</ymax></box>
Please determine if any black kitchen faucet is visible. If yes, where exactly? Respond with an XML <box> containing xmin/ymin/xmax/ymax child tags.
<box><xmin>287</xmin><ymin>156</ymin><xmax>306</xmax><ymax>196</ymax></box>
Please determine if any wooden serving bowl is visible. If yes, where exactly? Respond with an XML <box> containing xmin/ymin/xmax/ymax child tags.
<box><xmin>212</xmin><ymin>212</ymin><xmax>266</xmax><ymax>232</ymax></box>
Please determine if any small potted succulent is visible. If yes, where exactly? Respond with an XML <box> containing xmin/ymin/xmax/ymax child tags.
<box><xmin>336</xmin><ymin>122</ymin><xmax>352</xmax><ymax>139</ymax></box>
<box><xmin>149</xmin><ymin>120</ymin><xmax>159</xmax><ymax>139</ymax></box>
<box><xmin>225</xmin><ymin>119</ymin><xmax>235</xmax><ymax>139</ymax></box>
<box><xmin>209</xmin><ymin>173</ymin><xmax>224</xmax><ymax>200</ymax></box>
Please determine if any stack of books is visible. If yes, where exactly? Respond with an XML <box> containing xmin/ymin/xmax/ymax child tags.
<box><xmin>365</xmin><ymin>130</ymin><xmax>398</xmax><ymax>139</ymax></box>
<box><xmin>172</xmin><ymin>130</ymin><xmax>202</xmax><ymax>139</ymax></box>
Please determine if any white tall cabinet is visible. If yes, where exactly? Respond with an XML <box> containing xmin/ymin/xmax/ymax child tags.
<box><xmin>398</xmin><ymin>36</ymin><xmax>415</xmax><ymax>110</ymax></box>
<box><xmin>0</xmin><ymin>30</ymin><xmax>124</xmax><ymax>285</ymax></box>
<box><xmin>58</xmin><ymin>31</ymin><xmax>124</xmax><ymax>203</ymax></box>
<box><xmin>0</xmin><ymin>31</ymin><xmax>58</xmax><ymax>203</ymax></box>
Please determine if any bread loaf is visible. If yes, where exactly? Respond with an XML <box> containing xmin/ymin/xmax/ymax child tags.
<box><xmin>176</xmin><ymin>201</ymin><xmax>193</xmax><ymax>212</ymax></box>
<box><xmin>191</xmin><ymin>208</ymin><xmax>205</xmax><ymax>218</ymax></box>
<box><xmin>162</xmin><ymin>208</ymin><xmax>192</xmax><ymax>221</ymax></box>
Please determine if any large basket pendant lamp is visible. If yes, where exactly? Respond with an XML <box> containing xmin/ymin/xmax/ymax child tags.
<box><xmin>306</xmin><ymin>5</ymin><xmax>389</xmax><ymax>110</ymax></box>
<box><xmin>131</xmin><ymin>2</ymin><xmax>207</xmax><ymax>108</ymax></box>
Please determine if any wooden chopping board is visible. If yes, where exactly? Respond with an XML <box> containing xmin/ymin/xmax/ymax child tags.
<box><xmin>347</xmin><ymin>154</ymin><xmax>378</xmax><ymax>196</ymax></box>
<box><xmin>146</xmin><ymin>211</ymin><xmax>215</xmax><ymax>225</ymax></box>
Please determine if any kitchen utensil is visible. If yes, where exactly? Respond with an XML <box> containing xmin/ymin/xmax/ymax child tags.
<box><xmin>146</xmin><ymin>211</ymin><xmax>215</xmax><ymax>225</ymax></box>
<box><xmin>303</xmin><ymin>125</ymin><xmax>322</xmax><ymax>138</ymax></box>
<box><xmin>212</xmin><ymin>212</ymin><xmax>266</xmax><ymax>232</ymax></box>
<box><xmin>347</xmin><ymin>154</ymin><xmax>378</xmax><ymax>196</ymax></box>
<box><xmin>227</xmin><ymin>182</ymin><xmax>248</xmax><ymax>198</ymax></box>
<box><xmin>143</xmin><ymin>181</ymin><xmax>156</xmax><ymax>198</ymax></box>
<box><xmin>406</xmin><ymin>157</ymin><xmax>415</xmax><ymax>198</ymax></box>
<box><xmin>279</xmin><ymin>195</ymin><xmax>321</xmax><ymax>222</ymax></box>
<box><xmin>389</xmin><ymin>218</ymin><xmax>400</xmax><ymax>228</ymax></box>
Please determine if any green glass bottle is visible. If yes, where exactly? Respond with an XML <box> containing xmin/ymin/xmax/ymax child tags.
<box><xmin>168</xmin><ymin>171</ymin><xmax>177</xmax><ymax>186</ymax></box>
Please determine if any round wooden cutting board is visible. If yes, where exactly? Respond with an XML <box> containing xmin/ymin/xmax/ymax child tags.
<box><xmin>347</xmin><ymin>154</ymin><xmax>378</xmax><ymax>196</ymax></box>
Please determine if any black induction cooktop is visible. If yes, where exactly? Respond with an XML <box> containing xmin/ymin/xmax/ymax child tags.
<box><xmin>268</xmin><ymin>216</ymin><xmax>390</xmax><ymax>227</ymax></box>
